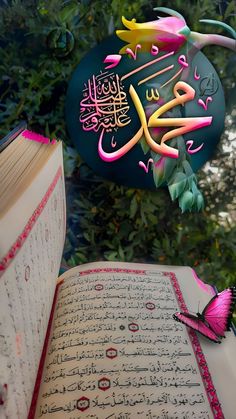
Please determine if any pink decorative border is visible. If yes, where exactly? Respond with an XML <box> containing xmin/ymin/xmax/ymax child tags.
<box><xmin>79</xmin><ymin>268</ymin><xmax>223</xmax><ymax>418</ymax></box>
<box><xmin>79</xmin><ymin>268</ymin><xmax>146</xmax><ymax>276</ymax></box>
<box><xmin>22</xmin><ymin>129</ymin><xmax>56</xmax><ymax>145</ymax></box>
<box><xmin>0</xmin><ymin>167</ymin><xmax>62</xmax><ymax>277</ymax></box>
<box><xmin>165</xmin><ymin>271</ymin><xmax>223</xmax><ymax>419</ymax></box>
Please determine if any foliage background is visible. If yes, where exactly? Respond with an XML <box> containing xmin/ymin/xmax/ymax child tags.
<box><xmin>0</xmin><ymin>0</ymin><xmax>235</xmax><ymax>292</ymax></box>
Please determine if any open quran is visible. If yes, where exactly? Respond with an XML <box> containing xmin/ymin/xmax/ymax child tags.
<box><xmin>0</xmin><ymin>129</ymin><xmax>235</xmax><ymax>419</ymax></box>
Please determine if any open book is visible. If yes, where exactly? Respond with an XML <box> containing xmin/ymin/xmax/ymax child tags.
<box><xmin>0</xmin><ymin>128</ymin><xmax>235</xmax><ymax>419</ymax></box>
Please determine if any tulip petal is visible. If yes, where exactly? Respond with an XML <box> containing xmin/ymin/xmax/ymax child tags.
<box><xmin>117</xmin><ymin>14</ymin><xmax>188</xmax><ymax>54</ymax></box>
<box><xmin>122</xmin><ymin>16</ymin><xmax>137</xmax><ymax>30</ymax></box>
<box><xmin>153</xmin><ymin>7</ymin><xmax>186</xmax><ymax>23</ymax></box>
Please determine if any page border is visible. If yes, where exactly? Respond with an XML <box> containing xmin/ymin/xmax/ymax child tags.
<box><xmin>77</xmin><ymin>267</ymin><xmax>223</xmax><ymax>418</ymax></box>
<box><xmin>166</xmin><ymin>271</ymin><xmax>223</xmax><ymax>418</ymax></box>
<box><xmin>0</xmin><ymin>166</ymin><xmax>63</xmax><ymax>277</ymax></box>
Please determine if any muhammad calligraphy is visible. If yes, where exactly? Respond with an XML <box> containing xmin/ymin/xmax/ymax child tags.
<box><xmin>70</xmin><ymin>7</ymin><xmax>235</xmax><ymax>211</ymax></box>
<box><xmin>79</xmin><ymin>49</ymin><xmax>213</xmax><ymax>162</ymax></box>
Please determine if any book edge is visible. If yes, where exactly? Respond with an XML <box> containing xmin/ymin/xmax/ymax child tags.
<box><xmin>27</xmin><ymin>281</ymin><xmax>63</xmax><ymax>419</ymax></box>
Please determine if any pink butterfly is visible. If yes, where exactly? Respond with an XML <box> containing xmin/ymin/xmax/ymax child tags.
<box><xmin>173</xmin><ymin>287</ymin><xmax>236</xmax><ymax>343</ymax></box>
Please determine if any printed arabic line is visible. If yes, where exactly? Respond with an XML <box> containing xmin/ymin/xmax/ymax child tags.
<box><xmin>138</xmin><ymin>64</ymin><xmax>174</xmax><ymax>86</ymax></box>
<box><xmin>51</xmin><ymin>320</ymin><xmax>185</xmax><ymax>340</ymax></box>
<box><xmin>120</xmin><ymin>50</ymin><xmax>175</xmax><ymax>81</ymax></box>
<box><xmin>56</xmin><ymin>292</ymin><xmax>176</xmax><ymax>308</ymax></box>
<box><xmin>54</xmin><ymin>299</ymin><xmax>177</xmax><ymax>318</ymax></box>
<box><xmin>46</xmin><ymin>344</ymin><xmax>192</xmax><ymax>369</ymax></box>
<box><xmin>92</xmin><ymin>391</ymin><xmax>206</xmax><ymax>409</ymax></box>
<box><xmin>38</xmin><ymin>392</ymin><xmax>206</xmax><ymax>415</ymax></box>
<box><xmin>52</xmin><ymin>311</ymin><xmax>181</xmax><ymax>332</ymax></box>
<box><xmin>45</xmin><ymin>360</ymin><xmax>198</xmax><ymax>378</ymax></box>
<box><xmin>53</xmin><ymin>316</ymin><xmax>183</xmax><ymax>332</ymax></box>
<box><xmin>60</xmin><ymin>273</ymin><xmax>167</xmax><ymax>289</ymax></box>
<box><xmin>43</xmin><ymin>376</ymin><xmax>202</xmax><ymax>394</ymax></box>
<box><xmin>48</xmin><ymin>332</ymin><xmax>191</xmax><ymax>354</ymax></box>
<box><xmin>59</xmin><ymin>277</ymin><xmax>168</xmax><ymax>296</ymax></box>
<box><xmin>56</xmin><ymin>287</ymin><xmax>174</xmax><ymax>312</ymax></box>
<box><xmin>56</xmin><ymin>281</ymin><xmax>175</xmax><ymax>306</ymax></box>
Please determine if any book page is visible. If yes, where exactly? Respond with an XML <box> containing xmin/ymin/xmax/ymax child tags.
<box><xmin>0</xmin><ymin>144</ymin><xmax>66</xmax><ymax>419</ymax></box>
<box><xmin>35</xmin><ymin>263</ymin><xmax>221</xmax><ymax>419</ymax></box>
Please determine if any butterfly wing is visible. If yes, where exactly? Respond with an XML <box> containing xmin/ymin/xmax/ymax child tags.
<box><xmin>173</xmin><ymin>312</ymin><xmax>221</xmax><ymax>343</ymax></box>
<box><xmin>202</xmin><ymin>287</ymin><xmax>236</xmax><ymax>337</ymax></box>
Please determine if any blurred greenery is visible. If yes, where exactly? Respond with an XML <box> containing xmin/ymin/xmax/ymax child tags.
<box><xmin>0</xmin><ymin>0</ymin><xmax>235</xmax><ymax>296</ymax></box>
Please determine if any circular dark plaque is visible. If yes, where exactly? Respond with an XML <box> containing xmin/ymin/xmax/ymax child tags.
<box><xmin>66</xmin><ymin>35</ymin><xmax>225</xmax><ymax>189</ymax></box>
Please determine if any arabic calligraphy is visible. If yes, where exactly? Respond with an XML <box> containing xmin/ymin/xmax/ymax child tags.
<box><xmin>146</xmin><ymin>89</ymin><xmax>160</xmax><ymax>102</ymax></box>
<box><xmin>35</xmin><ymin>269</ymin><xmax>215</xmax><ymax>418</ymax></box>
<box><xmin>194</xmin><ymin>66</ymin><xmax>201</xmax><ymax>80</ymax></box>
<box><xmin>198</xmin><ymin>97</ymin><xmax>213</xmax><ymax>111</ymax></box>
<box><xmin>126</xmin><ymin>44</ymin><xmax>141</xmax><ymax>60</ymax></box>
<box><xmin>186</xmin><ymin>140</ymin><xmax>204</xmax><ymax>155</ymax></box>
<box><xmin>80</xmin><ymin>71</ymin><xmax>131</xmax><ymax>133</ymax></box>
<box><xmin>139</xmin><ymin>158</ymin><xmax>154</xmax><ymax>174</ymax></box>
<box><xmin>98</xmin><ymin>81</ymin><xmax>212</xmax><ymax>161</ymax></box>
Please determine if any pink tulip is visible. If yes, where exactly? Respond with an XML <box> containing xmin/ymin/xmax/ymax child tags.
<box><xmin>117</xmin><ymin>7</ymin><xmax>236</xmax><ymax>55</ymax></box>
<box><xmin>117</xmin><ymin>14</ymin><xmax>189</xmax><ymax>54</ymax></box>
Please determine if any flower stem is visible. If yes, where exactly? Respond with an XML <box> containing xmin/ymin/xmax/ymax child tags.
<box><xmin>190</xmin><ymin>31</ymin><xmax>236</xmax><ymax>51</ymax></box>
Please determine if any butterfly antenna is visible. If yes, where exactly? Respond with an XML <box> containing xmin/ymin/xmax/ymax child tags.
<box><xmin>188</xmin><ymin>309</ymin><xmax>195</xmax><ymax>315</ymax></box>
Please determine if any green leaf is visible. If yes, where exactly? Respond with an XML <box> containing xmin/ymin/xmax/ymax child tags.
<box><xmin>153</xmin><ymin>163</ymin><xmax>165</xmax><ymax>187</ymax></box>
<box><xmin>163</xmin><ymin>157</ymin><xmax>176</xmax><ymax>181</ymax></box>
<box><xmin>104</xmin><ymin>251</ymin><xmax>118</xmax><ymax>261</ymax></box>
<box><xmin>179</xmin><ymin>191</ymin><xmax>194</xmax><ymax>213</ymax></box>
<box><xmin>130</xmin><ymin>196</ymin><xmax>138</xmax><ymax>218</ymax></box>
<box><xmin>182</xmin><ymin>160</ymin><xmax>193</xmax><ymax>177</ymax></box>
<box><xmin>196</xmin><ymin>193</ymin><xmax>204</xmax><ymax>211</ymax></box>
<box><xmin>59</xmin><ymin>2</ymin><xmax>79</xmax><ymax>23</ymax></box>
<box><xmin>168</xmin><ymin>172</ymin><xmax>187</xmax><ymax>201</ymax></box>
<box><xmin>118</xmin><ymin>245</ymin><xmax>125</xmax><ymax>260</ymax></box>
<box><xmin>139</xmin><ymin>135</ymin><xmax>150</xmax><ymax>155</ymax></box>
